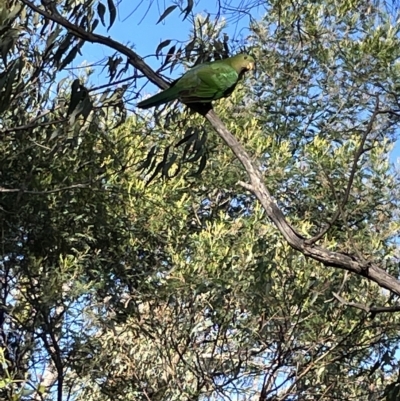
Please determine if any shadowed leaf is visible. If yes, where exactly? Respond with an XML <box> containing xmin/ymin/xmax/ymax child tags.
<box><xmin>97</xmin><ymin>3</ymin><xmax>106</xmax><ymax>26</ymax></box>
<box><xmin>157</xmin><ymin>5</ymin><xmax>177</xmax><ymax>24</ymax></box>
<box><xmin>107</xmin><ymin>0</ymin><xmax>117</xmax><ymax>29</ymax></box>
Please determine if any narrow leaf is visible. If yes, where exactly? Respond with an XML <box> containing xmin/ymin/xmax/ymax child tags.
<box><xmin>92</xmin><ymin>18</ymin><xmax>99</xmax><ymax>31</ymax></box>
<box><xmin>0</xmin><ymin>71</ymin><xmax>8</xmax><ymax>94</ymax></box>
<box><xmin>146</xmin><ymin>161</ymin><xmax>164</xmax><ymax>185</ymax></box>
<box><xmin>192</xmin><ymin>154</ymin><xmax>207</xmax><ymax>176</ymax></box>
<box><xmin>162</xmin><ymin>45</ymin><xmax>176</xmax><ymax>68</ymax></box>
<box><xmin>192</xmin><ymin>131</ymin><xmax>207</xmax><ymax>152</ymax></box>
<box><xmin>185</xmin><ymin>146</ymin><xmax>204</xmax><ymax>163</ymax></box>
<box><xmin>58</xmin><ymin>44</ymin><xmax>80</xmax><ymax>70</ymax></box>
<box><xmin>156</xmin><ymin>39</ymin><xmax>171</xmax><ymax>58</ymax></box>
<box><xmin>182</xmin><ymin>0</ymin><xmax>194</xmax><ymax>21</ymax></box>
<box><xmin>156</xmin><ymin>5</ymin><xmax>177</xmax><ymax>24</ymax></box>
<box><xmin>185</xmin><ymin>38</ymin><xmax>196</xmax><ymax>59</ymax></box>
<box><xmin>67</xmin><ymin>79</ymin><xmax>83</xmax><ymax>116</ymax></box>
<box><xmin>163</xmin><ymin>153</ymin><xmax>178</xmax><ymax>178</ymax></box>
<box><xmin>169</xmin><ymin>48</ymin><xmax>181</xmax><ymax>73</ymax></box>
<box><xmin>175</xmin><ymin>128</ymin><xmax>198</xmax><ymax>147</ymax></box>
<box><xmin>54</xmin><ymin>34</ymin><xmax>74</xmax><ymax>67</ymax></box>
<box><xmin>81</xmin><ymin>97</ymin><xmax>93</xmax><ymax>121</ymax></box>
<box><xmin>0</xmin><ymin>59</ymin><xmax>19</xmax><ymax>112</ymax></box>
<box><xmin>137</xmin><ymin>145</ymin><xmax>158</xmax><ymax>171</ymax></box>
<box><xmin>97</xmin><ymin>3</ymin><xmax>106</xmax><ymax>27</ymax></box>
<box><xmin>107</xmin><ymin>0</ymin><xmax>117</xmax><ymax>29</ymax></box>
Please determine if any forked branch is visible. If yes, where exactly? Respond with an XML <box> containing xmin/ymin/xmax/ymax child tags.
<box><xmin>22</xmin><ymin>0</ymin><xmax>400</xmax><ymax>298</ymax></box>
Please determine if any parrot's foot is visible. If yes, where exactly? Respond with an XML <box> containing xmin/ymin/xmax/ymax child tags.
<box><xmin>188</xmin><ymin>102</ymin><xmax>213</xmax><ymax>116</ymax></box>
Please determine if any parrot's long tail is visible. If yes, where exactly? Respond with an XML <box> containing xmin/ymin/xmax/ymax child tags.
<box><xmin>137</xmin><ymin>86</ymin><xmax>179</xmax><ymax>109</ymax></box>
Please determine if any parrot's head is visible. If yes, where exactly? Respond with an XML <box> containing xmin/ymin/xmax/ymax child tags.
<box><xmin>229</xmin><ymin>54</ymin><xmax>255</xmax><ymax>75</ymax></box>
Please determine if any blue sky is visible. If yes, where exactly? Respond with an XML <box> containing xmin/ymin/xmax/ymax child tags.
<box><xmin>79</xmin><ymin>1</ymin><xmax>260</xmax><ymax>82</ymax></box>
<box><xmin>26</xmin><ymin>3</ymin><xmax>399</xmax><ymax>398</ymax></box>
<box><xmin>72</xmin><ymin>0</ymin><xmax>400</xmax><ymax>163</ymax></box>
<box><xmin>82</xmin><ymin>2</ymin><xmax>192</xmax><ymax>75</ymax></box>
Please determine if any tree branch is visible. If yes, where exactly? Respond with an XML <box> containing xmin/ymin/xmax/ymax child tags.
<box><xmin>207</xmin><ymin>111</ymin><xmax>400</xmax><ymax>296</ymax></box>
<box><xmin>0</xmin><ymin>118</ymin><xmax>66</xmax><ymax>134</ymax></box>
<box><xmin>22</xmin><ymin>0</ymin><xmax>400</xmax><ymax>297</ymax></box>
<box><xmin>308</xmin><ymin>98</ymin><xmax>380</xmax><ymax>244</ymax></box>
<box><xmin>0</xmin><ymin>184</ymin><xmax>90</xmax><ymax>194</ymax></box>
<box><xmin>332</xmin><ymin>292</ymin><xmax>400</xmax><ymax>316</ymax></box>
<box><xmin>20</xmin><ymin>0</ymin><xmax>168</xmax><ymax>90</ymax></box>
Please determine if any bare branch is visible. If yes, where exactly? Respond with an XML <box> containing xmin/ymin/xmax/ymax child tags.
<box><xmin>206</xmin><ymin>110</ymin><xmax>400</xmax><ymax>296</ymax></box>
<box><xmin>0</xmin><ymin>118</ymin><xmax>66</xmax><ymax>134</ymax></box>
<box><xmin>0</xmin><ymin>184</ymin><xmax>90</xmax><ymax>194</ymax></box>
<box><xmin>333</xmin><ymin>292</ymin><xmax>400</xmax><ymax>315</ymax></box>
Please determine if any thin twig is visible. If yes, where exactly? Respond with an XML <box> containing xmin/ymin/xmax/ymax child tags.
<box><xmin>0</xmin><ymin>184</ymin><xmax>89</xmax><ymax>194</ymax></box>
<box><xmin>333</xmin><ymin>292</ymin><xmax>400</xmax><ymax>315</ymax></box>
<box><xmin>0</xmin><ymin>118</ymin><xmax>66</xmax><ymax>134</ymax></box>
<box><xmin>307</xmin><ymin>97</ymin><xmax>380</xmax><ymax>244</ymax></box>
<box><xmin>20</xmin><ymin>0</ymin><xmax>168</xmax><ymax>90</ymax></box>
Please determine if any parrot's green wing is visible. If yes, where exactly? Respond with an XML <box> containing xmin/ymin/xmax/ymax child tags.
<box><xmin>137</xmin><ymin>54</ymin><xmax>254</xmax><ymax>109</ymax></box>
<box><xmin>136</xmin><ymin>83</ymin><xmax>182</xmax><ymax>109</ymax></box>
<box><xmin>175</xmin><ymin>62</ymin><xmax>239</xmax><ymax>103</ymax></box>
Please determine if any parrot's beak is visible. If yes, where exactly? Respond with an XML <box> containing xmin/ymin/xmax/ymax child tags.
<box><xmin>247</xmin><ymin>61</ymin><xmax>255</xmax><ymax>71</ymax></box>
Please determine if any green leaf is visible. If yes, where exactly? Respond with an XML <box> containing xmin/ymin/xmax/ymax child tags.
<box><xmin>156</xmin><ymin>5</ymin><xmax>177</xmax><ymax>24</ymax></box>
<box><xmin>107</xmin><ymin>0</ymin><xmax>117</xmax><ymax>30</ymax></box>
<box><xmin>80</xmin><ymin>96</ymin><xmax>93</xmax><ymax>121</ymax></box>
<box><xmin>162</xmin><ymin>45</ymin><xmax>176</xmax><ymax>68</ymax></box>
<box><xmin>146</xmin><ymin>160</ymin><xmax>164</xmax><ymax>185</ymax></box>
<box><xmin>138</xmin><ymin>145</ymin><xmax>158</xmax><ymax>172</ymax></box>
<box><xmin>58</xmin><ymin>43</ymin><xmax>82</xmax><ymax>71</ymax></box>
<box><xmin>91</xmin><ymin>18</ymin><xmax>99</xmax><ymax>31</ymax></box>
<box><xmin>0</xmin><ymin>58</ymin><xmax>20</xmax><ymax>113</ymax></box>
<box><xmin>175</xmin><ymin>127</ymin><xmax>198</xmax><ymax>147</ymax></box>
<box><xmin>185</xmin><ymin>38</ymin><xmax>196</xmax><ymax>59</ymax></box>
<box><xmin>97</xmin><ymin>3</ymin><xmax>106</xmax><ymax>27</ymax></box>
<box><xmin>54</xmin><ymin>34</ymin><xmax>74</xmax><ymax>67</ymax></box>
<box><xmin>163</xmin><ymin>153</ymin><xmax>178</xmax><ymax>178</ymax></box>
<box><xmin>67</xmin><ymin>79</ymin><xmax>83</xmax><ymax>116</ymax></box>
<box><xmin>185</xmin><ymin>145</ymin><xmax>204</xmax><ymax>163</ymax></box>
<box><xmin>181</xmin><ymin>0</ymin><xmax>194</xmax><ymax>21</ymax></box>
<box><xmin>156</xmin><ymin>39</ymin><xmax>172</xmax><ymax>58</ymax></box>
<box><xmin>1</xmin><ymin>36</ymin><xmax>15</xmax><ymax>65</ymax></box>
<box><xmin>0</xmin><ymin>378</ymin><xmax>12</xmax><ymax>389</ymax></box>
<box><xmin>191</xmin><ymin>154</ymin><xmax>207</xmax><ymax>177</ymax></box>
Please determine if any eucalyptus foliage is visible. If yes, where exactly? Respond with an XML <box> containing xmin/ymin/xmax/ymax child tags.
<box><xmin>1</xmin><ymin>1</ymin><xmax>400</xmax><ymax>401</ymax></box>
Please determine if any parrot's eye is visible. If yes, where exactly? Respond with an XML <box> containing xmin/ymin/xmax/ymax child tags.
<box><xmin>244</xmin><ymin>56</ymin><xmax>248</xmax><ymax>59</ymax></box>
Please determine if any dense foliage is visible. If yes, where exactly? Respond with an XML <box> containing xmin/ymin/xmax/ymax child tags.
<box><xmin>1</xmin><ymin>0</ymin><xmax>400</xmax><ymax>400</ymax></box>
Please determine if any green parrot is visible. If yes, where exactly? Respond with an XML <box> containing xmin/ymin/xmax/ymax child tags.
<box><xmin>137</xmin><ymin>54</ymin><xmax>255</xmax><ymax>109</ymax></box>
